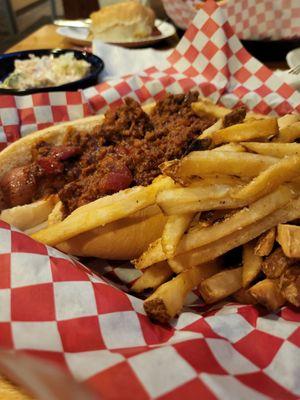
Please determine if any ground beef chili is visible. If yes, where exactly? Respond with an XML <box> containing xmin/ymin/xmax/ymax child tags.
<box><xmin>0</xmin><ymin>92</ymin><xmax>216</xmax><ymax>214</ymax></box>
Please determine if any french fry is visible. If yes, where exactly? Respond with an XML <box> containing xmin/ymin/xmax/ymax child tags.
<box><xmin>277</xmin><ymin>224</ymin><xmax>300</xmax><ymax>258</ymax></box>
<box><xmin>168</xmin><ymin>196</ymin><xmax>300</xmax><ymax>272</ymax></box>
<box><xmin>212</xmin><ymin>143</ymin><xmax>246</xmax><ymax>152</ymax></box>
<box><xmin>133</xmin><ymin>238</ymin><xmax>165</xmax><ymax>270</ymax></box>
<box><xmin>161</xmin><ymin>151</ymin><xmax>278</xmax><ymax>182</ymax></box>
<box><xmin>273</xmin><ymin>122</ymin><xmax>300</xmax><ymax>143</ymax></box>
<box><xmin>156</xmin><ymin>181</ymin><xmax>248</xmax><ymax>215</ymax></box>
<box><xmin>254</xmin><ymin>227</ymin><xmax>276</xmax><ymax>256</ymax></box>
<box><xmin>199</xmin><ymin>119</ymin><xmax>223</xmax><ymax>142</ymax></box>
<box><xmin>157</xmin><ymin>196</ymin><xmax>249</xmax><ymax>216</ymax></box>
<box><xmin>241</xmin><ymin>142</ymin><xmax>300</xmax><ymax>158</ymax></box>
<box><xmin>157</xmin><ymin>184</ymin><xmax>232</xmax><ymax>206</ymax></box>
<box><xmin>277</xmin><ymin>114</ymin><xmax>299</xmax><ymax>130</ymax></box>
<box><xmin>199</xmin><ymin>267</ymin><xmax>242</xmax><ymax>304</ymax></box>
<box><xmin>140</xmin><ymin>186</ymin><xmax>290</xmax><ymax>270</ymax></box>
<box><xmin>131</xmin><ymin>262</ymin><xmax>173</xmax><ymax>293</ymax></box>
<box><xmin>233</xmin><ymin>156</ymin><xmax>300</xmax><ymax>200</ymax></box>
<box><xmin>242</xmin><ymin>241</ymin><xmax>262</xmax><ymax>287</ymax></box>
<box><xmin>189</xmin><ymin>175</ymin><xmax>247</xmax><ymax>186</ymax></box>
<box><xmin>233</xmin><ymin>288</ymin><xmax>257</xmax><ymax>305</ymax></box>
<box><xmin>176</xmin><ymin>186</ymin><xmax>292</xmax><ymax>254</ymax></box>
<box><xmin>249</xmin><ymin>279</ymin><xmax>285</xmax><ymax>311</ymax></box>
<box><xmin>279</xmin><ymin>266</ymin><xmax>300</xmax><ymax>307</ymax></box>
<box><xmin>210</xmin><ymin>118</ymin><xmax>278</xmax><ymax>145</ymax></box>
<box><xmin>144</xmin><ymin>261</ymin><xmax>222</xmax><ymax>323</ymax></box>
<box><xmin>245</xmin><ymin>112</ymin><xmax>271</xmax><ymax>121</ymax></box>
<box><xmin>161</xmin><ymin>213</ymin><xmax>194</xmax><ymax>258</ymax></box>
<box><xmin>192</xmin><ymin>100</ymin><xmax>231</xmax><ymax>119</ymax></box>
<box><xmin>261</xmin><ymin>248</ymin><xmax>294</xmax><ymax>279</ymax></box>
<box><xmin>32</xmin><ymin>176</ymin><xmax>174</xmax><ymax>246</ymax></box>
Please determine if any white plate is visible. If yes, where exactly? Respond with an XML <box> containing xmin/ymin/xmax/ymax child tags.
<box><xmin>286</xmin><ymin>47</ymin><xmax>300</xmax><ymax>69</ymax></box>
<box><xmin>57</xmin><ymin>19</ymin><xmax>176</xmax><ymax>48</ymax></box>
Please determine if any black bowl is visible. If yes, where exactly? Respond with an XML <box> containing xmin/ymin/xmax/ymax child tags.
<box><xmin>0</xmin><ymin>49</ymin><xmax>104</xmax><ymax>95</ymax></box>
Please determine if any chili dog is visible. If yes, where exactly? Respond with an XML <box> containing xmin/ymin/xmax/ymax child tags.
<box><xmin>0</xmin><ymin>92</ymin><xmax>244</xmax><ymax>259</ymax></box>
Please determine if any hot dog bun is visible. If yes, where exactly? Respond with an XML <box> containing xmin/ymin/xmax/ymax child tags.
<box><xmin>56</xmin><ymin>205</ymin><xmax>166</xmax><ymax>260</ymax></box>
<box><xmin>91</xmin><ymin>1</ymin><xmax>155</xmax><ymax>43</ymax></box>
<box><xmin>0</xmin><ymin>196</ymin><xmax>57</xmax><ymax>231</ymax></box>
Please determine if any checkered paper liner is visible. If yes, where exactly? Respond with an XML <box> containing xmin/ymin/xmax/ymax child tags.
<box><xmin>162</xmin><ymin>0</ymin><xmax>300</xmax><ymax>40</ymax></box>
<box><xmin>0</xmin><ymin>1</ymin><xmax>300</xmax><ymax>399</ymax></box>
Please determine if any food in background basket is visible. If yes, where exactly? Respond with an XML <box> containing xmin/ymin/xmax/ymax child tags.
<box><xmin>0</xmin><ymin>53</ymin><xmax>90</xmax><ymax>90</ymax></box>
<box><xmin>90</xmin><ymin>1</ymin><xmax>156</xmax><ymax>42</ymax></box>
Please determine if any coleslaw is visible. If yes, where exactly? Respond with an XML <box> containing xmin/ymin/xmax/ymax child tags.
<box><xmin>0</xmin><ymin>52</ymin><xmax>91</xmax><ymax>90</ymax></box>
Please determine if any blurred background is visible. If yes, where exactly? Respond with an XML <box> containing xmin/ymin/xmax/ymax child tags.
<box><xmin>0</xmin><ymin>0</ymin><xmax>166</xmax><ymax>52</ymax></box>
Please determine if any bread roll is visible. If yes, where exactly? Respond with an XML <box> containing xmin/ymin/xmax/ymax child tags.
<box><xmin>91</xmin><ymin>1</ymin><xmax>155</xmax><ymax>42</ymax></box>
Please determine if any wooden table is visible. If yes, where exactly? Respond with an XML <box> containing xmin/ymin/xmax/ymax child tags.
<box><xmin>7</xmin><ymin>25</ymin><xmax>75</xmax><ymax>53</ymax></box>
<box><xmin>6</xmin><ymin>24</ymin><xmax>288</xmax><ymax>71</ymax></box>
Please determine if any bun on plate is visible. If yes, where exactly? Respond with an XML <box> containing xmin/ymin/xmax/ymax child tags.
<box><xmin>90</xmin><ymin>1</ymin><xmax>155</xmax><ymax>42</ymax></box>
<box><xmin>0</xmin><ymin>92</ymin><xmax>219</xmax><ymax>259</ymax></box>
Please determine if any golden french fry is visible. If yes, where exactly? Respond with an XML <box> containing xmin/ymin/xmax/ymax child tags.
<box><xmin>157</xmin><ymin>184</ymin><xmax>232</xmax><ymax>212</ymax></box>
<box><xmin>261</xmin><ymin>248</ymin><xmax>294</xmax><ymax>279</ymax></box>
<box><xmin>168</xmin><ymin>196</ymin><xmax>300</xmax><ymax>272</ymax></box>
<box><xmin>254</xmin><ymin>227</ymin><xmax>276</xmax><ymax>256</ymax></box>
<box><xmin>211</xmin><ymin>118</ymin><xmax>278</xmax><ymax>145</ymax></box>
<box><xmin>212</xmin><ymin>143</ymin><xmax>246</xmax><ymax>152</ymax></box>
<box><xmin>277</xmin><ymin>224</ymin><xmax>300</xmax><ymax>258</ymax></box>
<box><xmin>140</xmin><ymin>186</ymin><xmax>289</xmax><ymax>269</ymax></box>
<box><xmin>161</xmin><ymin>151</ymin><xmax>277</xmax><ymax>182</ymax></box>
<box><xmin>245</xmin><ymin>112</ymin><xmax>271</xmax><ymax>121</ymax></box>
<box><xmin>133</xmin><ymin>238</ymin><xmax>165</xmax><ymax>270</ymax></box>
<box><xmin>279</xmin><ymin>266</ymin><xmax>300</xmax><ymax>307</ymax></box>
<box><xmin>192</xmin><ymin>100</ymin><xmax>230</xmax><ymax>119</ymax></box>
<box><xmin>32</xmin><ymin>176</ymin><xmax>174</xmax><ymax>246</ymax></box>
<box><xmin>144</xmin><ymin>260</ymin><xmax>222</xmax><ymax>323</ymax></box>
<box><xmin>277</xmin><ymin>114</ymin><xmax>299</xmax><ymax>130</ymax></box>
<box><xmin>199</xmin><ymin>119</ymin><xmax>223</xmax><ymax>142</ymax></box>
<box><xmin>161</xmin><ymin>213</ymin><xmax>194</xmax><ymax>258</ymax></box>
<box><xmin>233</xmin><ymin>156</ymin><xmax>300</xmax><ymax>200</ymax></box>
<box><xmin>249</xmin><ymin>279</ymin><xmax>285</xmax><ymax>311</ymax></box>
<box><xmin>156</xmin><ymin>181</ymin><xmax>249</xmax><ymax>215</ymax></box>
<box><xmin>273</xmin><ymin>122</ymin><xmax>300</xmax><ymax>143</ymax></box>
<box><xmin>157</xmin><ymin>184</ymin><xmax>232</xmax><ymax>206</ymax></box>
<box><xmin>176</xmin><ymin>186</ymin><xmax>291</xmax><ymax>255</ymax></box>
<box><xmin>157</xmin><ymin>196</ymin><xmax>248</xmax><ymax>216</ymax></box>
<box><xmin>233</xmin><ymin>288</ymin><xmax>257</xmax><ymax>305</ymax></box>
<box><xmin>131</xmin><ymin>262</ymin><xmax>173</xmax><ymax>293</ymax></box>
<box><xmin>241</xmin><ymin>142</ymin><xmax>300</xmax><ymax>158</ymax></box>
<box><xmin>190</xmin><ymin>175</ymin><xmax>248</xmax><ymax>186</ymax></box>
<box><xmin>242</xmin><ymin>241</ymin><xmax>262</xmax><ymax>287</ymax></box>
<box><xmin>199</xmin><ymin>267</ymin><xmax>242</xmax><ymax>304</ymax></box>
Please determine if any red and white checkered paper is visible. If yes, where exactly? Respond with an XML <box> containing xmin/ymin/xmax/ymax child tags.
<box><xmin>162</xmin><ymin>0</ymin><xmax>300</xmax><ymax>39</ymax></box>
<box><xmin>0</xmin><ymin>1</ymin><xmax>300</xmax><ymax>399</ymax></box>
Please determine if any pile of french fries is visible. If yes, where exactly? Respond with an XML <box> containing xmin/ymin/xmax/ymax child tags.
<box><xmin>131</xmin><ymin>101</ymin><xmax>300</xmax><ymax>323</ymax></box>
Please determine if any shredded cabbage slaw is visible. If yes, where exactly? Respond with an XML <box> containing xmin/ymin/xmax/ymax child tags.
<box><xmin>0</xmin><ymin>52</ymin><xmax>91</xmax><ymax>90</ymax></box>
